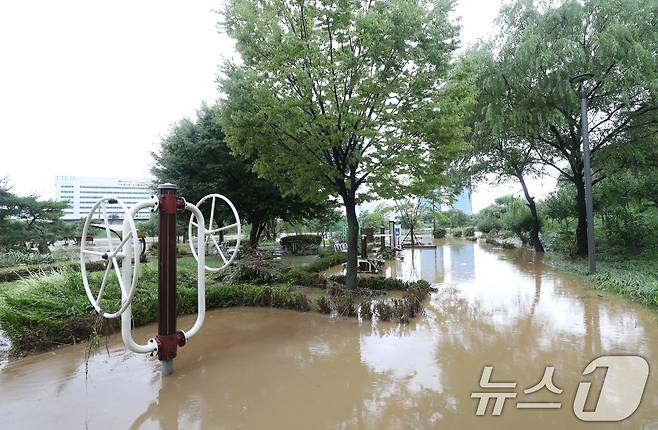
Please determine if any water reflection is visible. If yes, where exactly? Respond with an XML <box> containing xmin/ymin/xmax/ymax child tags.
<box><xmin>0</xmin><ymin>240</ymin><xmax>656</xmax><ymax>429</ymax></box>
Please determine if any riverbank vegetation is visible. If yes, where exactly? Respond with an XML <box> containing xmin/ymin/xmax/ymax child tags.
<box><xmin>0</xmin><ymin>250</ymin><xmax>433</xmax><ymax>355</ymax></box>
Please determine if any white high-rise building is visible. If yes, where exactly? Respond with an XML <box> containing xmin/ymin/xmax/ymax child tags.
<box><xmin>55</xmin><ymin>176</ymin><xmax>154</xmax><ymax>221</ymax></box>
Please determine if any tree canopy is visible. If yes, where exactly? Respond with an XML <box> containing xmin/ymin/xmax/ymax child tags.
<box><xmin>0</xmin><ymin>179</ymin><xmax>72</xmax><ymax>253</ymax></box>
<box><xmin>469</xmin><ymin>0</ymin><xmax>658</xmax><ymax>255</ymax></box>
<box><xmin>151</xmin><ymin>105</ymin><xmax>331</xmax><ymax>247</ymax></box>
<box><xmin>220</xmin><ymin>0</ymin><xmax>472</xmax><ymax>287</ymax></box>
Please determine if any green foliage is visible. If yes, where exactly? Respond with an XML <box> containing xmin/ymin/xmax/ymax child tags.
<box><xmin>463</xmin><ymin>226</ymin><xmax>475</xmax><ymax>237</ymax></box>
<box><xmin>433</xmin><ymin>227</ymin><xmax>447</xmax><ymax>239</ymax></box>
<box><xmin>303</xmin><ymin>208</ymin><xmax>343</xmax><ymax>235</ymax></box>
<box><xmin>0</xmin><ymin>267</ymin><xmax>314</xmax><ymax>353</ymax></box>
<box><xmin>476</xmin><ymin>195</ymin><xmax>535</xmax><ymax>243</ymax></box>
<box><xmin>552</xmin><ymin>256</ymin><xmax>658</xmax><ymax>308</ymax></box>
<box><xmin>541</xmin><ymin>184</ymin><xmax>577</xmax><ymax>229</ymax></box>
<box><xmin>305</xmin><ymin>252</ymin><xmax>347</xmax><ymax>273</ymax></box>
<box><xmin>286</xmin><ymin>267</ymin><xmax>326</xmax><ymax>287</ymax></box>
<box><xmin>603</xmin><ymin>209</ymin><xmax>649</xmax><ymax>250</ymax></box>
<box><xmin>473</xmin><ymin>0</ymin><xmax>658</xmax><ymax>255</ymax></box>
<box><xmin>433</xmin><ymin>209</ymin><xmax>473</xmax><ymax>230</ymax></box>
<box><xmin>0</xmin><ymin>251</ymin><xmax>55</xmax><ymax>267</ymax></box>
<box><xmin>151</xmin><ymin>105</ymin><xmax>328</xmax><ymax>248</ymax></box>
<box><xmin>329</xmin><ymin>275</ymin><xmax>432</xmax><ymax>293</ymax></box>
<box><xmin>279</xmin><ymin>234</ymin><xmax>322</xmax><ymax>249</ymax></box>
<box><xmin>0</xmin><ymin>260</ymin><xmax>106</xmax><ymax>283</ymax></box>
<box><xmin>450</xmin><ymin>228</ymin><xmax>462</xmax><ymax>238</ymax></box>
<box><xmin>358</xmin><ymin>204</ymin><xmax>390</xmax><ymax>229</ymax></box>
<box><xmin>0</xmin><ymin>180</ymin><xmax>73</xmax><ymax>252</ymax></box>
<box><xmin>136</xmin><ymin>218</ymin><xmax>158</xmax><ymax>238</ymax></box>
<box><xmin>220</xmin><ymin>0</ymin><xmax>473</xmax><ymax>286</ymax></box>
<box><xmin>591</xmin><ymin>269</ymin><xmax>658</xmax><ymax>307</ymax></box>
<box><xmin>501</xmin><ymin>200</ymin><xmax>537</xmax><ymax>245</ymax></box>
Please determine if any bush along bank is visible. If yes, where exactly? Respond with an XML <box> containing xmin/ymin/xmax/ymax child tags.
<box><xmin>0</xmin><ymin>267</ymin><xmax>314</xmax><ymax>355</ymax></box>
<box><xmin>0</xmin><ymin>252</ymin><xmax>438</xmax><ymax>356</ymax></box>
<box><xmin>219</xmin><ymin>256</ymin><xmax>440</xmax><ymax>323</ymax></box>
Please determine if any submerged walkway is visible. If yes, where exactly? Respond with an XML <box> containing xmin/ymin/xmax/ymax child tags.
<box><xmin>0</xmin><ymin>239</ymin><xmax>656</xmax><ymax>428</ymax></box>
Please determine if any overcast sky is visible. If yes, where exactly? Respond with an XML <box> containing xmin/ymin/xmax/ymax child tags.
<box><xmin>0</xmin><ymin>0</ymin><xmax>553</xmax><ymax>212</ymax></box>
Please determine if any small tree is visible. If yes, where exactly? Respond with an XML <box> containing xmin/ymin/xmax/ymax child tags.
<box><xmin>0</xmin><ymin>180</ymin><xmax>71</xmax><ymax>253</ymax></box>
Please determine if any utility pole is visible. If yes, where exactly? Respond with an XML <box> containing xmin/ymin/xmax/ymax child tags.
<box><xmin>571</xmin><ymin>73</ymin><xmax>596</xmax><ymax>273</ymax></box>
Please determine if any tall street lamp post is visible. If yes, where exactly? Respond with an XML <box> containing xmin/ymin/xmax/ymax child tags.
<box><xmin>571</xmin><ymin>73</ymin><xmax>596</xmax><ymax>273</ymax></box>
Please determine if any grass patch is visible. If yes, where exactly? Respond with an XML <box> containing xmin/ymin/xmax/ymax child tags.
<box><xmin>547</xmin><ymin>254</ymin><xmax>658</xmax><ymax>307</ymax></box>
<box><xmin>0</xmin><ymin>260</ymin><xmax>106</xmax><ymax>283</ymax></box>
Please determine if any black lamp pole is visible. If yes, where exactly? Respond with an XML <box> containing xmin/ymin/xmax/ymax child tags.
<box><xmin>571</xmin><ymin>73</ymin><xmax>596</xmax><ymax>273</ymax></box>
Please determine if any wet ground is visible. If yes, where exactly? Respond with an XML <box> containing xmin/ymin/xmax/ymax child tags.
<box><xmin>1</xmin><ymin>239</ymin><xmax>657</xmax><ymax>429</ymax></box>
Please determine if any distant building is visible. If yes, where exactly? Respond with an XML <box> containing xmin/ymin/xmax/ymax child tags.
<box><xmin>440</xmin><ymin>187</ymin><xmax>472</xmax><ymax>215</ymax></box>
<box><xmin>55</xmin><ymin>176</ymin><xmax>153</xmax><ymax>221</ymax></box>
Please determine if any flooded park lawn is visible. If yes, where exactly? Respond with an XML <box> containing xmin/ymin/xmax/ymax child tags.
<box><xmin>0</xmin><ymin>239</ymin><xmax>656</xmax><ymax>429</ymax></box>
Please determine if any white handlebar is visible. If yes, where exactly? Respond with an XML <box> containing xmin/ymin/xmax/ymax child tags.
<box><xmin>179</xmin><ymin>202</ymin><xmax>206</xmax><ymax>340</ymax></box>
<box><xmin>121</xmin><ymin>200</ymin><xmax>207</xmax><ymax>354</ymax></box>
<box><xmin>121</xmin><ymin>198</ymin><xmax>158</xmax><ymax>354</ymax></box>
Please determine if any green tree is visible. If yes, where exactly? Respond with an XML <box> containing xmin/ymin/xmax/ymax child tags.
<box><xmin>304</xmin><ymin>207</ymin><xmax>343</xmax><ymax>246</ymax></box>
<box><xmin>479</xmin><ymin>0</ymin><xmax>658</xmax><ymax>255</ymax></box>
<box><xmin>152</xmin><ymin>105</ymin><xmax>327</xmax><ymax>248</ymax></box>
<box><xmin>0</xmin><ymin>179</ymin><xmax>71</xmax><ymax>253</ymax></box>
<box><xmin>357</xmin><ymin>204</ymin><xmax>391</xmax><ymax>230</ymax></box>
<box><xmin>220</xmin><ymin>0</ymin><xmax>469</xmax><ymax>287</ymax></box>
<box><xmin>465</xmin><ymin>45</ymin><xmax>546</xmax><ymax>251</ymax></box>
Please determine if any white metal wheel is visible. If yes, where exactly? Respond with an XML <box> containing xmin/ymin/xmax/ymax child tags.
<box><xmin>188</xmin><ymin>194</ymin><xmax>241</xmax><ymax>272</ymax></box>
<box><xmin>79</xmin><ymin>197</ymin><xmax>140</xmax><ymax>319</ymax></box>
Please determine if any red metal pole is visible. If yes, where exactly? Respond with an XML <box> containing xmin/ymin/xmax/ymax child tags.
<box><xmin>156</xmin><ymin>183</ymin><xmax>185</xmax><ymax>375</ymax></box>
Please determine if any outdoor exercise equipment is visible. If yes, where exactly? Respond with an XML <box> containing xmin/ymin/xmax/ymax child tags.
<box><xmin>89</xmin><ymin>222</ymin><xmax>148</xmax><ymax>258</ymax></box>
<box><xmin>188</xmin><ymin>193</ymin><xmax>241</xmax><ymax>272</ymax></box>
<box><xmin>79</xmin><ymin>184</ymin><xmax>240</xmax><ymax>376</ymax></box>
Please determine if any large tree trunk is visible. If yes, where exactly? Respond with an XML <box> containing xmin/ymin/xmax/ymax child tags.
<box><xmin>574</xmin><ymin>175</ymin><xmax>588</xmax><ymax>256</ymax></box>
<box><xmin>343</xmin><ymin>194</ymin><xmax>358</xmax><ymax>289</ymax></box>
<box><xmin>249</xmin><ymin>217</ymin><xmax>264</xmax><ymax>249</ymax></box>
<box><xmin>516</xmin><ymin>171</ymin><xmax>544</xmax><ymax>253</ymax></box>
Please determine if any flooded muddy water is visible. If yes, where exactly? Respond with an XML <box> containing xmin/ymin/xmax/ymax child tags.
<box><xmin>1</xmin><ymin>239</ymin><xmax>657</xmax><ymax>429</ymax></box>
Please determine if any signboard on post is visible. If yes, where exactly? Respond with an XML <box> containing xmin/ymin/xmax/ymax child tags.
<box><xmin>394</xmin><ymin>223</ymin><xmax>402</xmax><ymax>250</ymax></box>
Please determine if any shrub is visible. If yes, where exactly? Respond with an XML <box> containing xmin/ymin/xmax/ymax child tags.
<box><xmin>603</xmin><ymin>209</ymin><xmax>649</xmax><ymax>250</ymax></box>
<box><xmin>463</xmin><ymin>226</ymin><xmax>476</xmax><ymax>237</ymax></box>
<box><xmin>360</xmin><ymin>301</ymin><xmax>373</xmax><ymax>320</ymax></box>
<box><xmin>214</xmin><ymin>257</ymin><xmax>288</xmax><ymax>284</ymax></box>
<box><xmin>328</xmin><ymin>275</ymin><xmax>434</xmax><ymax>293</ymax></box>
<box><xmin>0</xmin><ymin>251</ymin><xmax>56</xmax><ymax>267</ymax></box>
<box><xmin>305</xmin><ymin>252</ymin><xmax>346</xmax><ymax>272</ymax></box>
<box><xmin>432</xmin><ymin>228</ymin><xmax>446</xmax><ymax>239</ymax></box>
<box><xmin>286</xmin><ymin>267</ymin><xmax>326</xmax><ymax>287</ymax></box>
<box><xmin>331</xmin><ymin>294</ymin><xmax>356</xmax><ymax>317</ymax></box>
<box><xmin>315</xmin><ymin>296</ymin><xmax>331</xmax><ymax>314</ymax></box>
<box><xmin>279</xmin><ymin>234</ymin><xmax>322</xmax><ymax>254</ymax></box>
<box><xmin>451</xmin><ymin>229</ymin><xmax>463</xmax><ymax>238</ymax></box>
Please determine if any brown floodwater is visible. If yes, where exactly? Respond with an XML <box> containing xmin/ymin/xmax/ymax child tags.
<box><xmin>1</xmin><ymin>239</ymin><xmax>657</xmax><ymax>429</ymax></box>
